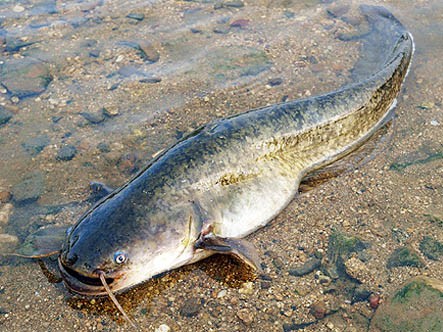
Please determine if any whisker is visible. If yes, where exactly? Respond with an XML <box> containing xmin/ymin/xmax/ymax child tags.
<box><xmin>98</xmin><ymin>271</ymin><xmax>139</xmax><ymax>330</ymax></box>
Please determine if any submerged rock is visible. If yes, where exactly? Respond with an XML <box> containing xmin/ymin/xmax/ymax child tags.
<box><xmin>22</xmin><ymin>135</ymin><xmax>50</xmax><ymax>156</ymax></box>
<box><xmin>56</xmin><ymin>144</ymin><xmax>77</xmax><ymax>161</ymax></box>
<box><xmin>1</xmin><ymin>58</ymin><xmax>52</xmax><ymax>98</ymax></box>
<box><xmin>419</xmin><ymin>236</ymin><xmax>443</xmax><ymax>260</ymax></box>
<box><xmin>11</xmin><ymin>171</ymin><xmax>45</xmax><ymax>204</ymax></box>
<box><xmin>371</xmin><ymin>277</ymin><xmax>443</xmax><ymax>332</ymax></box>
<box><xmin>289</xmin><ymin>257</ymin><xmax>321</xmax><ymax>276</ymax></box>
<box><xmin>387</xmin><ymin>246</ymin><xmax>425</xmax><ymax>269</ymax></box>
<box><xmin>0</xmin><ymin>107</ymin><xmax>13</xmax><ymax>126</ymax></box>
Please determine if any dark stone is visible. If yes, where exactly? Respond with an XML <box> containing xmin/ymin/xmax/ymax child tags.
<box><xmin>11</xmin><ymin>171</ymin><xmax>45</xmax><ymax>204</ymax></box>
<box><xmin>127</xmin><ymin>13</ymin><xmax>145</xmax><ymax>21</ymax></box>
<box><xmin>30</xmin><ymin>0</ymin><xmax>58</xmax><ymax>15</ymax></box>
<box><xmin>79</xmin><ymin>111</ymin><xmax>105</xmax><ymax>124</ymax></box>
<box><xmin>289</xmin><ymin>257</ymin><xmax>321</xmax><ymax>276</ymax></box>
<box><xmin>351</xmin><ymin>286</ymin><xmax>372</xmax><ymax>304</ymax></box>
<box><xmin>230</xmin><ymin>19</ymin><xmax>249</xmax><ymax>28</ymax></box>
<box><xmin>97</xmin><ymin>142</ymin><xmax>110</xmax><ymax>153</ymax></box>
<box><xmin>5</xmin><ymin>34</ymin><xmax>36</xmax><ymax>52</ymax></box>
<box><xmin>371</xmin><ymin>277</ymin><xmax>443</xmax><ymax>332</ymax></box>
<box><xmin>179</xmin><ymin>297</ymin><xmax>202</xmax><ymax>317</ymax></box>
<box><xmin>0</xmin><ymin>107</ymin><xmax>13</xmax><ymax>126</ymax></box>
<box><xmin>283</xmin><ymin>321</ymin><xmax>315</xmax><ymax>331</ymax></box>
<box><xmin>419</xmin><ymin>236</ymin><xmax>443</xmax><ymax>261</ymax></box>
<box><xmin>1</xmin><ymin>58</ymin><xmax>52</xmax><ymax>98</ymax></box>
<box><xmin>222</xmin><ymin>1</ymin><xmax>244</xmax><ymax>8</ymax></box>
<box><xmin>89</xmin><ymin>50</ymin><xmax>100</xmax><ymax>58</ymax></box>
<box><xmin>268</xmin><ymin>77</ymin><xmax>283</xmax><ymax>86</ymax></box>
<box><xmin>56</xmin><ymin>145</ymin><xmax>77</xmax><ymax>161</ymax></box>
<box><xmin>139</xmin><ymin>77</ymin><xmax>162</xmax><ymax>84</ymax></box>
<box><xmin>22</xmin><ymin>135</ymin><xmax>50</xmax><ymax>156</ymax></box>
<box><xmin>387</xmin><ymin>246</ymin><xmax>425</xmax><ymax>269</ymax></box>
<box><xmin>213</xmin><ymin>26</ymin><xmax>230</xmax><ymax>34</ymax></box>
<box><xmin>309</xmin><ymin>301</ymin><xmax>327</xmax><ymax>319</ymax></box>
<box><xmin>118</xmin><ymin>40</ymin><xmax>160</xmax><ymax>63</ymax></box>
<box><xmin>327</xmin><ymin>231</ymin><xmax>369</xmax><ymax>262</ymax></box>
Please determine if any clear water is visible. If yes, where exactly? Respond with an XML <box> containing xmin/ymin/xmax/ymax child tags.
<box><xmin>0</xmin><ymin>0</ymin><xmax>442</xmax><ymax>331</ymax></box>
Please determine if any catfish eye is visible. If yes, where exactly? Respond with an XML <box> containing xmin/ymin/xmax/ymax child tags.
<box><xmin>114</xmin><ymin>252</ymin><xmax>127</xmax><ymax>264</ymax></box>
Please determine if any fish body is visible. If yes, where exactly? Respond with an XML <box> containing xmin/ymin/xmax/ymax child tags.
<box><xmin>58</xmin><ymin>9</ymin><xmax>414</xmax><ymax>295</ymax></box>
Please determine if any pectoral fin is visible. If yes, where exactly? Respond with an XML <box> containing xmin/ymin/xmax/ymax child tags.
<box><xmin>195</xmin><ymin>232</ymin><xmax>261</xmax><ymax>272</ymax></box>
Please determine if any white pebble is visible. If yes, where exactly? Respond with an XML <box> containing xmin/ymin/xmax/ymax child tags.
<box><xmin>430</xmin><ymin>120</ymin><xmax>439</xmax><ymax>126</ymax></box>
<box><xmin>217</xmin><ymin>289</ymin><xmax>227</xmax><ymax>298</ymax></box>
<box><xmin>155</xmin><ymin>324</ymin><xmax>171</xmax><ymax>332</ymax></box>
<box><xmin>13</xmin><ymin>5</ymin><xmax>25</xmax><ymax>13</ymax></box>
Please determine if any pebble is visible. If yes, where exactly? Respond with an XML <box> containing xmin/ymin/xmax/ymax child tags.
<box><xmin>430</xmin><ymin>120</ymin><xmax>439</xmax><ymax>126</ymax></box>
<box><xmin>80</xmin><ymin>111</ymin><xmax>105</xmax><ymax>124</ymax></box>
<box><xmin>0</xmin><ymin>108</ymin><xmax>13</xmax><ymax>126</ymax></box>
<box><xmin>222</xmin><ymin>1</ymin><xmax>244</xmax><ymax>8</ymax></box>
<box><xmin>11</xmin><ymin>171</ymin><xmax>45</xmax><ymax>204</ymax></box>
<box><xmin>419</xmin><ymin>236</ymin><xmax>443</xmax><ymax>260</ymax></box>
<box><xmin>1</xmin><ymin>58</ymin><xmax>52</xmax><ymax>98</ymax></box>
<box><xmin>56</xmin><ymin>144</ymin><xmax>77</xmax><ymax>161</ymax></box>
<box><xmin>236</xmin><ymin>308</ymin><xmax>254</xmax><ymax>326</ymax></box>
<box><xmin>0</xmin><ymin>190</ymin><xmax>11</xmax><ymax>203</ymax></box>
<box><xmin>127</xmin><ymin>13</ymin><xmax>145</xmax><ymax>21</ymax></box>
<box><xmin>138</xmin><ymin>40</ymin><xmax>160</xmax><ymax>63</ymax></box>
<box><xmin>289</xmin><ymin>257</ymin><xmax>321</xmax><ymax>276</ymax></box>
<box><xmin>368</xmin><ymin>293</ymin><xmax>380</xmax><ymax>309</ymax></box>
<box><xmin>239</xmin><ymin>281</ymin><xmax>254</xmax><ymax>295</ymax></box>
<box><xmin>0</xmin><ymin>233</ymin><xmax>19</xmax><ymax>250</ymax></box>
<box><xmin>179</xmin><ymin>297</ymin><xmax>202</xmax><ymax>317</ymax></box>
<box><xmin>102</xmin><ymin>106</ymin><xmax>119</xmax><ymax>117</ymax></box>
<box><xmin>309</xmin><ymin>301</ymin><xmax>327</xmax><ymax>319</ymax></box>
<box><xmin>267</xmin><ymin>78</ymin><xmax>283</xmax><ymax>86</ymax></box>
<box><xmin>217</xmin><ymin>289</ymin><xmax>227</xmax><ymax>298</ymax></box>
<box><xmin>155</xmin><ymin>324</ymin><xmax>171</xmax><ymax>332</ymax></box>
<box><xmin>22</xmin><ymin>135</ymin><xmax>50</xmax><ymax>156</ymax></box>
<box><xmin>13</xmin><ymin>5</ymin><xmax>25</xmax><ymax>13</ymax></box>
<box><xmin>230</xmin><ymin>19</ymin><xmax>249</xmax><ymax>28</ymax></box>
<box><xmin>387</xmin><ymin>246</ymin><xmax>424</xmax><ymax>268</ymax></box>
<box><xmin>0</xmin><ymin>203</ymin><xmax>13</xmax><ymax>226</ymax></box>
<box><xmin>344</xmin><ymin>256</ymin><xmax>370</xmax><ymax>283</ymax></box>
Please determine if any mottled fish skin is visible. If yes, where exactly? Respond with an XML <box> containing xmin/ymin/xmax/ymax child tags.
<box><xmin>59</xmin><ymin>10</ymin><xmax>413</xmax><ymax>295</ymax></box>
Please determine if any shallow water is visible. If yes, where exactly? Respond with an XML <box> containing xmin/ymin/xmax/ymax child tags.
<box><xmin>0</xmin><ymin>0</ymin><xmax>442</xmax><ymax>331</ymax></box>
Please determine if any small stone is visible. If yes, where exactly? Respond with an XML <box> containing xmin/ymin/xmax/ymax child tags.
<box><xmin>430</xmin><ymin>120</ymin><xmax>439</xmax><ymax>126</ymax></box>
<box><xmin>24</xmin><ymin>304</ymin><xmax>30</xmax><ymax>310</ymax></box>
<box><xmin>1</xmin><ymin>58</ymin><xmax>52</xmax><ymax>98</ymax></box>
<box><xmin>22</xmin><ymin>135</ymin><xmax>50</xmax><ymax>156</ymax></box>
<box><xmin>137</xmin><ymin>40</ymin><xmax>160</xmax><ymax>63</ymax></box>
<box><xmin>239</xmin><ymin>281</ymin><xmax>254</xmax><ymax>295</ymax></box>
<box><xmin>0</xmin><ymin>191</ymin><xmax>11</xmax><ymax>203</ymax></box>
<box><xmin>213</xmin><ymin>26</ymin><xmax>230</xmax><ymax>34</ymax></box>
<box><xmin>80</xmin><ymin>111</ymin><xmax>105</xmax><ymax>124</ymax></box>
<box><xmin>13</xmin><ymin>5</ymin><xmax>25</xmax><ymax>13</ymax></box>
<box><xmin>0</xmin><ymin>203</ymin><xmax>13</xmax><ymax>226</ymax></box>
<box><xmin>419</xmin><ymin>236</ymin><xmax>443</xmax><ymax>260</ymax></box>
<box><xmin>217</xmin><ymin>289</ymin><xmax>227</xmax><ymax>298</ymax></box>
<box><xmin>179</xmin><ymin>297</ymin><xmax>202</xmax><ymax>317</ymax></box>
<box><xmin>352</xmin><ymin>286</ymin><xmax>371</xmax><ymax>304</ymax></box>
<box><xmin>309</xmin><ymin>301</ymin><xmax>327</xmax><ymax>319</ymax></box>
<box><xmin>223</xmin><ymin>1</ymin><xmax>244</xmax><ymax>8</ymax></box>
<box><xmin>117</xmin><ymin>152</ymin><xmax>138</xmax><ymax>174</ymax></box>
<box><xmin>0</xmin><ymin>233</ymin><xmax>19</xmax><ymax>250</ymax></box>
<box><xmin>139</xmin><ymin>77</ymin><xmax>162</xmax><ymax>84</ymax></box>
<box><xmin>11</xmin><ymin>171</ymin><xmax>45</xmax><ymax>204</ymax></box>
<box><xmin>0</xmin><ymin>108</ymin><xmax>13</xmax><ymax>126</ymax></box>
<box><xmin>236</xmin><ymin>308</ymin><xmax>254</xmax><ymax>326</ymax></box>
<box><xmin>56</xmin><ymin>145</ymin><xmax>77</xmax><ymax>161</ymax></box>
<box><xmin>230</xmin><ymin>19</ymin><xmax>249</xmax><ymax>28</ymax></box>
<box><xmin>127</xmin><ymin>13</ymin><xmax>145</xmax><ymax>21</ymax></box>
<box><xmin>267</xmin><ymin>78</ymin><xmax>283</xmax><ymax>86</ymax></box>
<box><xmin>368</xmin><ymin>293</ymin><xmax>380</xmax><ymax>309</ymax></box>
<box><xmin>387</xmin><ymin>246</ymin><xmax>425</xmax><ymax>269</ymax></box>
<box><xmin>326</xmin><ymin>322</ymin><xmax>335</xmax><ymax>330</ymax></box>
<box><xmin>97</xmin><ymin>142</ymin><xmax>111</xmax><ymax>153</ymax></box>
<box><xmin>155</xmin><ymin>324</ymin><xmax>170</xmax><ymax>332</ymax></box>
<box><xmin>289</xmin><ymin>257</ymin><xmax>321</xmax><ymax>276</ymax></box>
<box><xmin>102</xmin><ymin>106</ymin><xmax>119</xmax><ymax>117</ymax></box>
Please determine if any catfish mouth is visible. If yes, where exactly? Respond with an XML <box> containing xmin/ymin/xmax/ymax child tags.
<box><xmin>58</xmin><ymin>257</ymin><xmax>117</xmax><ymax>296</ymax></box>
